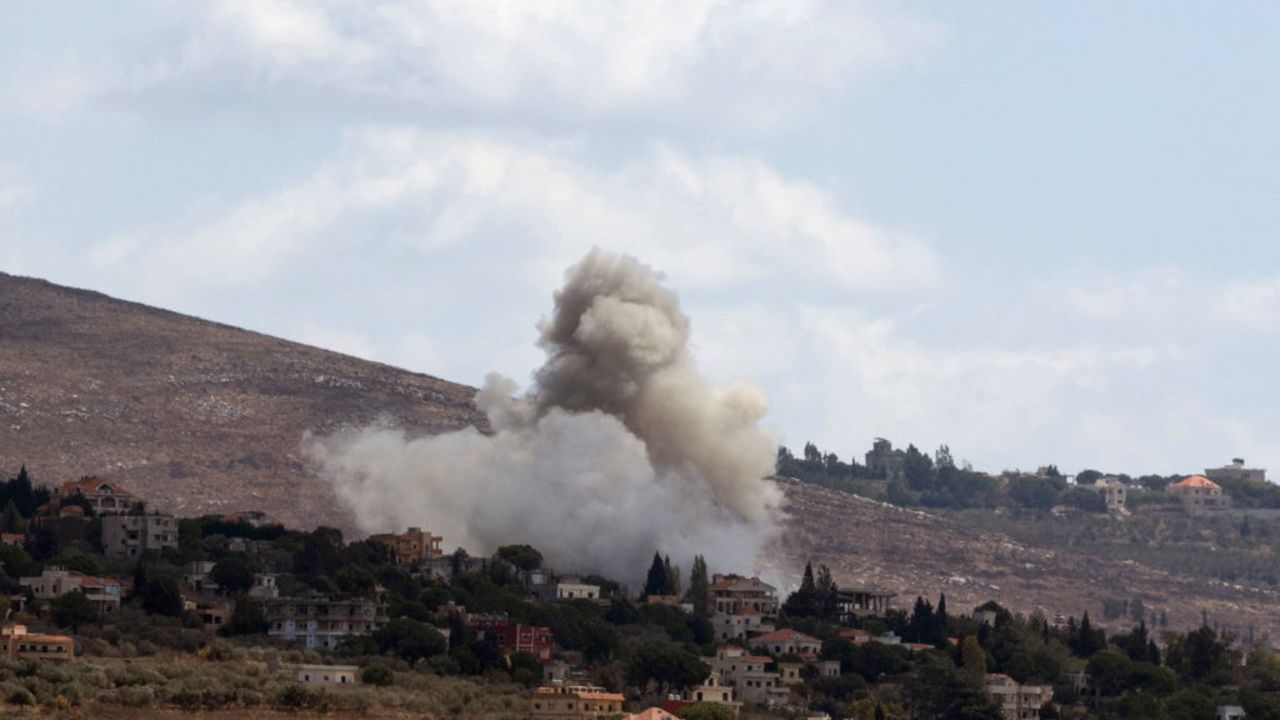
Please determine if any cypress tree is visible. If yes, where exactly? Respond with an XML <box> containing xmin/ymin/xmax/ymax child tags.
<box><xmin>644</xmin><ymin>552</ymin><xmax>668</xmax><ymax>598</ymax></box>
<box><xmin>686</xmin><ymin>556</ymin><xmax>709</xmax><ymax>616</ymax></box>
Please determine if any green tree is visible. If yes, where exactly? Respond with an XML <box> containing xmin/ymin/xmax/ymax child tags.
<box><xmin>686</xmin><ymin>555</ymin><xmax>709</xmax><ymax>616</ymax></box>
<box><xmin>359</xmin><ymin>663</ymin><xmax>393</xmax><ymax>686</ymax></box>
<box><xmin>51</xmin><ymin>590</ymin><xmax>97</xmax><ymax>631</ymax></box>
<box><xmin>1</xmin><ymin>501</ymin><xmax>22</xmax><ymax>533</ymax></box>
<box><xmin>495</xmin><ymin>544</ymin><xmax>543</xmax><ymax>571</ymax></box>
<box><xmin>373</xmin><ymin>618</ymin><xmax>447</xmax><ymax>664</ymax></box>
<box><xmin>222</xmin><ymin>595</ymin><xmax>266</xmax><ymax>636</ymax></box>
<box><xmin>210</xmin><ymin>556</ymin><xmax>256</xmax><ymax>594</ymax></box>
<box><xmin>141</xmin><ymin>576</ymin><xmax>185</xmax><ymax>617</ymax></box>
<box><xmin>960</xmin><ymin>636</ymin><xmax>987</xmax><ymax>687</ymax></box>
<box><xmin>626</xmin><ymin>641</ymin><xmax>710</xmax><ymax>693</ymax></box>
<box><xmin>644</xmin><ymin>552</ymin><xmax>668</xmax><ymax>597</ymax></box>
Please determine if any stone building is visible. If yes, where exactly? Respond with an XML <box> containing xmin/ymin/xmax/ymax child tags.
<box><xmin>529</xmin><ymin>684</ymin><xmax>625</xmax><ymax>720</ymax></box>
<box><xmin>264</xmin><ymin>596</ymin><xmax>388</xmax><ymax>650</ymax></box>
<box><xmin>101</xmin><ymin>513</ymin><xmax>178</xmax><ymax>557</ymax></box>
<box><xmin>865</xmin><ymin>438</ymin><xmax>906</xmax><ymax>479</ymax></box>
<box><xmin>985</xmin><ymin>673</ymin><xmax>1053</xmax><ymax>720</ymax></box>
<box><xmin>1205</xmin><ymin>459</ymin><xmax>1266</xmax><ymax>484</ymax></box>
<box><xmin>0</xmin><ymin>624</ymin><xmax>73</xmax><ymax>661</ymax></box>
<box><xmin>1170</xmin><ymin>475</ymin><xmax>1229</xmax><ymax>515</ymax></box>
<box><xmin>20</xmin><ymin>568</ymin><xmax>122</xmax><ymax>614</ymax></box>
<box><xmin>368</xmin><ymin>527</ymin><xmax>443</xmax><ymax>568</ymax></box>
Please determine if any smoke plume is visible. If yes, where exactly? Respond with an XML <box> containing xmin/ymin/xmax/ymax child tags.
<box><xmin>307</xmin><ymin>249</ymin><xmax>784</xmax><ymax>583</ymax></box>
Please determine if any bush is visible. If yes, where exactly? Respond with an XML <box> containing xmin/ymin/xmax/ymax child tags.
<box><xmin>360</xmin><ymin>663</ymin><xmax>394</xmax><ymax>686</ymax></box>
<box><xmin>117</xmin><ymin>685</ymin><xmax>154</xmax><ymax>707</ymax></box>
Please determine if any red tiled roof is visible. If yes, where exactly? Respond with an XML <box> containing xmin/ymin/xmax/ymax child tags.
<box><xmin>659</xmin><ymin>700</ymin><xmax>689</xmax><ymax>715</ymax></box>
<box><xmin>58</xmin><ymin>476</ymin><xmax>130</xmax><ymax>496</ymax></box>
<box><xmin>752</xmin><ymin>628</ymin><xmax>821</xmax><ymax>644</ymax></box>
<box><xmin>1173</xmin><ymin>475</ymin><xmax>1221</xmax><ymax>490</ymax></box>
<box><xmin>77</xmin><ymin>575</ymin><xmax>121</xmax><ymax>588</ymax></box>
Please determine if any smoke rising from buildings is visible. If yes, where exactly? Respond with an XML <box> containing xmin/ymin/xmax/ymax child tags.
<box><xmin>306</xmin><ymin>249</ymin><xmax>784</xmax><ymax>583</ymax></box>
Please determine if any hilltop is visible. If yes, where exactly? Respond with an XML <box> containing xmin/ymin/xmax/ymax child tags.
<box><xmin>0</xmin><ymin>272</ymin><xmax>483</xmax><ymax>527</ymax></box>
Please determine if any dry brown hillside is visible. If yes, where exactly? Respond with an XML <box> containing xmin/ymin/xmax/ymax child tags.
<box><xmin>0</xmin><ymin>271</ymin><xmax>483</xmax><ymax>526</ymax></box>
<box><xmin>2</xmin><ymin>272</ymin><xmax>1274</xmax><ymax>637</ymax></box>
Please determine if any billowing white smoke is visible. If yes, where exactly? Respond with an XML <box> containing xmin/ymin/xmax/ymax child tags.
<box><xmin>306</xmin><ymin>250</ymin><xmax>784</xmax><ymax>584</ymax></box>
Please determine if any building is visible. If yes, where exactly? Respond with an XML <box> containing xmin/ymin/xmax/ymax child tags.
<box><xmin>49</xmin><ymin>476</ymin><xmax>139</xmax><ymax>515</ymax></box>
<box><xmin>418</xmin><ymin>552</ymin><xmax>488</xmax><ymax>581</ymax></box>
<box><xmin>100</xmin><ymin>513</ymin><xmax>178</xmax><ymax>557</ymax></box>
<box><xmin>554</xmin><ymin>582</ymin><xmax>601</xmax><ymax>601</ymax></box>
<box><xmin>530</xmin><ymin>684</ymin><xmax>625</xmax><ymax>720</ymax></box>
<box><xmin>469</xmin><ymin>615</ymin><xmax>557</xmax><ymax>660</ymax></box>
<box><xmin>185</xmin><ymin>561</ymin><xmax>278</xmax><ymax>599</ymax></box>
<box><xmin>0</xmin><ymin>533</ymin><xmax>24</xmax><ymax>547</ymax></box>
<box><xmin>290</xmin><ymin>663</ymin><xmax>359</xmax><ymax>685</ymax></box>
<box><xmin>713</xmin><ymin>605</ymin><xmax>774</xmax><ymax>641</ymax></box>
<box><xmin>865</xmin><ymin>438</ymin><xmax>906</xmax><ymax>479</ymax></box>
<box><xmin>710</xmin><ymin>574</ymin><xmax>778</xmax><ymax>617</ymax></box>
<box><xmin>1170</xmin><ymin>475</ymin><xmax>1229</xmax><ymax>515</ymax></box>
<box><xmin>1206</xmin><ymin>459</ymin><xmax>1266</xmax><ymax>485</ymax></box>
<box><xmin>627</xmin><ymin>708</ymin><xmax>682</xmax><ymax>720</ymax></box>
<box><xmin>186</xmin><ymin>597</ymin><xmax>233</xmax><ymax>633</ymax></box>
<box><xmin>20</xmin><ymin>568</ymin><xmax>122</xmax><ymax>614</ymax></box>
<box><xmin>1216</xmin><ymin>706</ymin><xmax>1246</xmax><ymax>720</ymax></box>
<box><xmin>986</xmin><ymin>674</ymin><xmax>1053</xmax><ymax>720</ymax></box>
<box><xmin>264</xmin><ymin>596</ymin><xmax>388</xmax><ymax>650</ymax></box>
<box><xmin>368</xmin><ymin>527</ymin><xmax>444</xmax><ymax>568</ymax></box>
<box><xmin>682</xmin><ymin>673</ymin><xmax>739</xmax><ymax>707</ymax></box>
<box><xmin>1092</xmin><ymin>477</ymin><xmax>1128</xmax><ymax>513</ymax></box>
<box><xmin>0</xmin><ymin>624</ymin><xmax>73</xmax><ymax>661</ymax></box>
<box><xmin>834</xmin><ymin>587</ymin><xmax>895</xmax><ymax>623</ymax></box>
<box><xmin>712</xmin><ymin>646</ymin><xmax>790</xmax><ymax>706</ymax></box>
<box><xmin>750</xmin><ymin>628</ymin><xmax>822</xmax><ymax>658</ymax></box>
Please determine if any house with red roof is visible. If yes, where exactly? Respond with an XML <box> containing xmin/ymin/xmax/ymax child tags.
<box><xmin>1170</xmin><ymin>475</ymin><xmax>1229</xmax><ymax>515</ymax></box>
<box><xmin>749</xmin><ymin>628</ymin><xmax>823</xmax><ymax>658</ymax></box>
<box><xmin>49</xmin><ymin>476</ymin><xmax>139</xmax><ymax>515</ymax></box>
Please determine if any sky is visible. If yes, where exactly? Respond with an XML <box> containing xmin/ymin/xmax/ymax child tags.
<box><xmin>2</xmin><ymin>1</ymin><xmax>1279</xmax><ymax>478</ymax></box>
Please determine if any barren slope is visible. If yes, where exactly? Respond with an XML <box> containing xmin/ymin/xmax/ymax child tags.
<box><xmin>0</xmin><ymin>272</ymin><xmax>484</xmax><ymax>526</ymax></box>
<box><xmin>774</xmin><ymin>478</ymin><xmax>1280</xmax><ymax>637</ymax></box>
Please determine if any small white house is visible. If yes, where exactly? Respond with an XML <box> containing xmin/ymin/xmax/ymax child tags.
<box><xmin>291</xmin><ymin>664</ymin><xmax>359</xmax><ymax>685</ymax></box>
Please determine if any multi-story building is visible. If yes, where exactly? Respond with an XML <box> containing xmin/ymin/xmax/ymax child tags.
<box><xmin>1170</xmin><ymin>475</ymin><xmax>1229</xmax><ymax>515</ymax></box>
<box><xmin>20</xmin><ymin>568</ymin><xmax>122</xmax><ymax>614</ymax></box>
<box><xmin>100</xmin><ymin>513</ymin><xmax>178</xmax><ymax>557</ymax></box>
<box><xmin>865</xmin><ymin>438</ymin><xmax>906</xmax><ymax>479</ymax></box>
<box><xmin>369</xmin><ymin>527</ymin><xmax>444</xmax><ymax>568</ymax></box>
<box><xmin>1091</xmin><ymin>477</ymin><xmax>1128</xmax><ymax>513</ymax></box>
<box><xmin>1205</xmin><ymin>459</ymin><xmax>1266</xmax><ymax>485</ymax></box>
<box><xmin>0</xmin><ymin>624</ymin><xmax>73</xmax><ymax>661</ymax></box>
<box><xmin>49</xmin><ymin>476</ymin><xmax>139</xmax><ymax>515</ymax></box>
<box><xmin>710</xmin><ymin>574</ymin><xmax>778</xmax><ymax>617</ymax></box>
<box><xmin>713</xmin><ymin>605</ymin><xmax>774</xmax><ymax>641</ymax></box>
<box><xmin>530</xmin><ymin>684</ymin><xmax>625</xmax><ymax>720</ymax></box>
<box><xmin>469</xmin><ymin>615</ymin><xmax>557</xmax><ymax>659</ymax></box>
<box><xmin>264</xmin><ymin>596</ymin><xmax>388</xmax><ymax>650</ymax></box>
<box><xmin>184</xmin><ymin>560</ymin><xmax>279</xmax><ymax>599</ymax></box>
<box><xmin>712</xmin><ymin>646</ymin><xmax>791</xmax><ymax>706</ymax></box>
<box><xmin>834</xmin><ymin>587</ymin><xmax>895</xmax><ymax>623</ymax></box>
<box><xmin>985</xmin><ymin>674</ymin><xmax>1053</xmax><ymax>720</ymax></box>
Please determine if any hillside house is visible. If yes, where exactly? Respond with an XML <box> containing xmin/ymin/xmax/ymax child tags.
<box><xmin>290</xmin><ymin>663</ymin><xmax>358</xmax><ymax>685</ymax></box>
<box><xmin>751</xmin><ymin>628</ymin><xmax>823</xmax><ymax>658</ymax></box>
<box><xmin>529</xmin><ymin>684</ymin><xmax>625</xmax><ymax>720</ymax></box>
<box><xmin>368</xmin><ymin>527</ymin><xmax>443</xmax><ymax>568</ymax></box>
<box><xmin>1170</xmin><ymin>475</ymin><xmax>1229</xmax><ymax>515</ymax></box>
<box><xmin>49</xmin><ymin>476</ymin><xmax>139</xmax><ymax>515</ymax></box>
<box><xmin>0</xmin><ymin>624</ymin><xmax>73</xmax><ymax>661</ymax></box>
<box><xmin>264</xmin><ymin>596</ymin><xmax>388</xmax><ymax>650</ymax></box>
<box><xmin>417</xmin><ymin>552</ymin><xmax>488</xmax><ymax>581</ymax></box>
<box><xmin>865</xmin><ymin>438</ymin><xmax>906</xmax><ymax>479</ymax></box>
<box><xmin>1092</xmin><ymin>477</ymin><xmax>1128</xmax><ymax>513</ymax></box>
<box><xmin>834</xmin><ymin>587</ymin><xmax>895</xmax><ymax>623</ymax></box>
<box><xmin>712</xmin><ymin>646</ymin><xmax>791</xmax><ymax>706</ymax></box>
<box><xmin>185</xmin><ymin>560</ymin><xmax>278</xmax><ymax>599</ymax></box>
<box><xmin>1205</xmin><ymin>459</ymin><xmax>1266</xmax><ymax>485</ymax></box>
<box><xmin>469</xmin><ymin>615</ymin><xmax>556</xmax><ymax>659</ymax></box>
<box><xmin>713</xmin><ymin>605</ymin><xmax>775</xmax><ymax>641</ymax></box>
<box><xmin>101</xmin><ymin>513</ymin><xmax>177</xmax><ymax>557</ymax></box>
<box><xmin>710</xmin><ymin>574</ymin><xmax>778</xmax><ymax>617</ymax></box>
<box><xmin>20</xmin><ymin>568</ymin><xmax>121</xmax><ymax>614</ymax></box>
<box><xmin>986</xmin><ymin>674</ymin><xmax>1053</xmax><ymax>720</ymax></box>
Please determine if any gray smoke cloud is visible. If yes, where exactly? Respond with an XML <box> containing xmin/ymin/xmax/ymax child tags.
<box><xmin>306</xmin><ymin>249</ymin><xmax>784</xmax><ymax>584</ymax></box>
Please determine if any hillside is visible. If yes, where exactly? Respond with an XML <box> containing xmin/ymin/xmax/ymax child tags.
<box><xmin>0</xmin><ymin>272</ymin><xmax>483</xmax><ymax>526</ymax></box>
<box><xmin>2</xmin><ymin>272</ymin><xmax>1276</xmax><ymax>638</ymax></box>
<box><xmin>774</xmin><ymin>478</ymin><xmax>1280</xmax><ymax>640</ymax></box>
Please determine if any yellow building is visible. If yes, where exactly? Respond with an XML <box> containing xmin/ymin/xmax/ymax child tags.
<box><xmin>0</xmin><ymin>624</ymin><xmax>73</xmax><ymax>661</ymax></box>
<box><xmin>530</xmin><ymin>684</ymin><xmax>625</xmax><ymax>720</ymax></box>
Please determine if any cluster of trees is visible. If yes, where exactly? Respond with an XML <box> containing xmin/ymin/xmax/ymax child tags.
<box><xmin>782</xmin><ymin>561</ymin><xmax>839</xmax><ymax>620</ymax></box>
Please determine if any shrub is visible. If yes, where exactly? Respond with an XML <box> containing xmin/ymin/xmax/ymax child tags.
<box><xmin>117</xmin><ymin>685</ymin><xmax>155</xmax><ymax>707</ymax></box>
<box><xmin>361</xmin><ymin>663</ymin><xmax>394</xmax><ymax>686</ymax></box>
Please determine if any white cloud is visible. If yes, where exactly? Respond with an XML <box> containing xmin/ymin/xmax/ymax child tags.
<box><xmin>2</xmin><ymin>0</ymin><xmax>943</xmax><ymax>130</ymax></box>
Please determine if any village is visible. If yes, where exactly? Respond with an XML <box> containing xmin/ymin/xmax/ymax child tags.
<box><xmin>0</xmin><ymin>464</ymin><xmax>1271</xmax><ymax>720</ymax></box>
